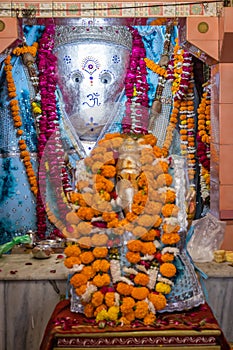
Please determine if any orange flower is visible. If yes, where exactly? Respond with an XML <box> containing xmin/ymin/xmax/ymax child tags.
<box><xmin>64</xmin><ymin>256</ymin><xmax>81</xmax><ymax>268</ymax></box>
<box><xmin>75</xmin><ymin>284</ymin><xmax>87</xmax><ymax>296</ymax></box>
<box><xmin>92</xmin><ymin>259</ymin><xmax>110</xmax><ymax>273</ymax></box>
<box><xmin>105</xmin><ymin>292</ymin><xmax>115</xmax><ymax>307</ymax></box>
<box><xmin>126</xmin><ymin>212</ymin><xmax>138</xmax><ymax>222</ymax></box>
<box><xmin>69</xmin><ymin>192</ymin><xmax>87</xmax><ymax>206</ymax></box>
<box><xmin>70</xmin><ymin>273</ymin><xmax>88</xmax><ymax>288</ymax></box>
<box><xmin>157</xmin><ymin>173</ymin><xmax>173</xmax><ymax>187</ymax></box>
<box><xmin>94</xmin><ymin>304</ymin><xmax>107</xmax><ymax>317</ymax></box>
<box><xmin>124</xmin><ymin>310</ymin><xmax>135</xmax><ymax>322</ymax></box>
<box><xmin>131</xmin><ymin>204</ymin><xmax>144</xmax><ymax>215</ymax></box>
<box><xmin>116</xmin><ymin>282</ymin><xmax>133</xmax><ymax>296</ymax></box>
<box><xmin>100</xmin><ymin>165</ymin><xmax>116</xmax><ymax>178</ymax></box>
<box><xmin>134</xmin><ymin>273</ymin><xmax>149</xmax><ymax>286</ymax></box>
<box><xmin>119</xmin><ymin>317</ymin><xmax>131</xmax><ymax>325</ymax></box>
<box><xmin>161</xmin><ymin>252</ymin><xmax>174</xmax><ymax>262</ymax></box>
<box><xmin>141</xmin><ymin>242</ymin><xmax>156</xmax><ymax>255</ymax></box>
<box><xmin>66</xmin><ymin>212</ymin><xmax>80</xmax><ymax>225</ymax></box>
<box><xmin>120</xmin><ymin>297</ymin><xmax>135</xmax><ymax>314</ymax></box>
<box><xmin>93</xmin><ymin>247</ymin><xmax>108</xmax><ymax>258</ymax></box>
<box><xmin>161</xmin><ymin>233</ymin><xmax>180</xmax><ymax>245</ymax></box>
<box><xmin>77</xmin><ymin>236</ymin><xmax>92</xmax><ymax>248</ymax></box>
<box><xmin>160</xmin><ymin>190</ymin><xmax>176</xmax><ymax>204</ymax></box>
<box><xmin>82</xmin><ymin>265</ymin><xmax>96</xmax><ymax>279</ymax></box>
<box><xmin>126</xmin><ymin>251</ymin><xmax>141</xmax><ymax>264</ymax></box>
<box><xmin>77</xmin><ymin>207</ymin><xmax>95</xmax><ymax>221</ymax></box>
<box><xmin>91</xmin><ymin>291</ymin><xmax>104</xmax><ymax>307</ymax></box>
<box><xmin>132</xmin><ymin>226</ymin><xmax>148</xmax><ymax>238</ymax></box>
<box><xmin>134</xmin><ymin>300</ymin><xmax>148</xmax><ymax>319</ymax></box>
<box><xmin>92</xmin><ymin>273</ymin><xmax>110</xmax><ymax>288</ymax></box>
<box><xmin>143</xmin><ymin>312</ymin><xmax>156</xmax><ymax>325</ymax></box>
<box><xmin>91</xmin><ymin>233</ymin><xmax>108</xmax><ymax>247</ymax></box>
<box><xmin>64</xmin><ymin>245</ymin><xmax>81</xmax><ymax>257</ymax></box>
<box><xmin>161</xmin><ymin>203</ymin><xmax>179</xmax><ymax>217</ymax></box>
<box><xmin>127</xmin><ymin>239</ymin><xmax>142</xmax><ymax>252</ymax></box>
<box><xmin>76</xmin><ymin>221</ymin><xmax>93</xmax><ymax>235</ymax></box>
<box><xmin>149</xmin><ymin>293</ymin><xmax>167</xmax><ymax>310</ymax></box>
<box><xmin>141</xmin><ymin>229</ymin><xmax>160</xmax><ymax>242</ymax></box>
<box><xmin>160</xmin><ymin>263</ymin><xmax>177</xmax><ymax>278</ymax></box>
<box><xmin>79</xmin><ymin>251</ymin><xmax>95</xmax><ymax>265</ymax></box>
<box><xmin>102</xmin><ymin>211</ymin><xmax>118</xmax><ymax>222</ymax></box>
<box><xmin>84</xmin><ymin>304</ymin><xmax>94</xmax><ymax>318</ymax></box>
<box><xmin>131</xmin><ymin>287</ymin><xmax>149</xmax><ymax>300</ymax></box>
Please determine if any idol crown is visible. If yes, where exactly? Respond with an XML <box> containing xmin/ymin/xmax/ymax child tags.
<box><xmin>54</xmin><ymin>25</ymin><xmax>132</xmax><ymax>50</ymax></box>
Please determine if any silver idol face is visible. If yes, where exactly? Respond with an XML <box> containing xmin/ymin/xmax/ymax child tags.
<box><xmin>55</xmin><ymin>41</ymin><xmax>131</xmax><ymax>141</ymax></box>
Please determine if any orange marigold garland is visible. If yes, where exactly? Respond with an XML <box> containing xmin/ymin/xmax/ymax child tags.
<box><xmin>63</xmin><ymin>133</ymin><xmax>181</xmax><ymax>327</ymax></box>
<box><xmin>4</xmin><ymin>53</ymin><xmax>38</xmax><ymax>196</ymax></box>
<box><xmin>197</xmin><ymin>83</ymin><xmax>211</xmax><ymax>202</ymax></box>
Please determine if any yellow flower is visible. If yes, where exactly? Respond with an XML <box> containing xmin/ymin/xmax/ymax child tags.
<box><xmin>96</xmin><ymin>309</ymin><xmax>109</xmax><ymax>322</ymax></box>
<box><xmin>107</xmin><ymin>306</ymin><xmax>119</xmax><ymax>321</ymax></box>
<box><xmin>155</xmin><ymin>282</ymin><xmax>171</xmax><ymax>295</ymax></box>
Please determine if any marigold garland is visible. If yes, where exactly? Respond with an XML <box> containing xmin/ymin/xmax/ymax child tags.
<box><xmin>4</xmin><ymin>52</ymin><xmax>38</xmax><ymax>196</ymax></box>
<box><xmin>63</xmin><ymin>132</ymin><xmax>180</xmax><ymax>327</ymax></box>
<box><xmin>197</xmin><ymin>83</ymin><xmax>211</xmax><ymax>202</ymax></box>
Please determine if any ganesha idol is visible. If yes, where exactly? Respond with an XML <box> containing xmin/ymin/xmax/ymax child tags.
<box><xmin>0</xmin><ymin>22</ymin><xmax>205</xmax><ymax>320</ymax></box>
<box><xmin>54</xmin><ymin>25</ymin><xmax>132</xmax><ymax>155</ymax></box>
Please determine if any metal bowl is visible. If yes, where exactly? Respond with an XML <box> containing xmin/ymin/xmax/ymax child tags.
<box><xmin>32</xmin><ymin>245</ymin><xmax>53</xmax><ymax>259</ymax></box>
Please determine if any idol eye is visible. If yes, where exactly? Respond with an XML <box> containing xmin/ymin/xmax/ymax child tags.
<box><xmin>100</xmin><ymin>72</ymin><xmax>112</xmax><ymax>85</ymax></box>
<box><xmin>71</xmin><ymin>72</ymin><xmax>83</xmax><ymax>84</ymax></box>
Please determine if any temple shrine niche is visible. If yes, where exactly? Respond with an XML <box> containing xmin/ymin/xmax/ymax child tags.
<box><xmin>0</xmin><ymin>1</ymin><xmax>233</xmax><ymax>349</ymax></box>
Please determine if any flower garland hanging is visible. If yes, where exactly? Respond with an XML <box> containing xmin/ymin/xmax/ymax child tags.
<box><xmin>122</xmin><ymin>27</ymin><xmax>149</xmax><ymax>134</ymax></box>
<box><xmin>63</xmin><ymin>132</ymin><xmax>180</xmax><ymax>327</ymax></box>
<box><xmin>179</xmin><ymin>72</ymin><xmax>196</xmax><ymax>183</ymax></box>
<box><xmin>162</xmin><ymin>39</ymin><xmax>193</xmax><ymax>157</ymax></box>
<box><xmin>4</xmin><ymin>48</ymin><xmax>38</xmax><ymax>197</ymax></box>
<box><xmin>197</xmin><ymin>83</ymin><xmax>211</xmax><ymax>202</ymax></box>
<box><xmin>145</xmin><ymin>22</ymin><xmax>174</xmax><ymax>134</ymax></box>
<box><xmin>36</xmin><ymin>24</ymin><xmax>71</xmax><ymax>239</ymax></box>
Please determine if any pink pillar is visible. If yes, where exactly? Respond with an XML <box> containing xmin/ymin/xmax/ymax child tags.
<box><xmin>186</xmin><ymin>9</ymin><xmax>233</xmax><ymax>249</ymax></box>
<box><xmin>0</xmin><ymin>18</ymin><xmax>18</xmax><ymax>52</ymax></box>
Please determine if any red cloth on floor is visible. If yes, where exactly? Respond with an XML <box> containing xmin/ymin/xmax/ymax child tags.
<box><xmin>40</xmin><ymin>299</ymin><xmax>230</xmax><ymax>350</ymax></box>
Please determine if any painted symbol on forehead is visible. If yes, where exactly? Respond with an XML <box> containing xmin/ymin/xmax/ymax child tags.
<box><xmin>82</xmin><ymin>56</ymin><xmax>100</xmax><ymax>76</ymax></box>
